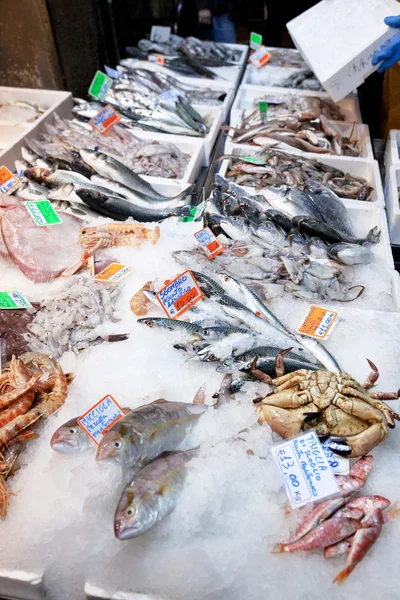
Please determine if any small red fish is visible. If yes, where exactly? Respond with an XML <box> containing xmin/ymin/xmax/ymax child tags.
<box><xmin>349</xmin><ymin>456</ymin><xmax>374</xmax><ymax>481</ymax></box>
<box><xmin>275</xmin><ymin>517</ymin><xmax>359</xmax><ymax>554</ymax></box>
<box><xmin>346</xmin><ymin>495</ymin><xmax>390</xmax><ymax>514</ymax></box>
<box><xmin>287</xmin><ymin>497</ymin><xmax>346</xmax><ymax>543</ymax></box>
<box><xmin>324</xmin><ymin>536</ymin><xmax>354</xmax><ymax>559</ymax></box>
<box><xmin>336</xmin><ymin>474</ymin><xmax>365</xmax><ymax>496</ymax></box>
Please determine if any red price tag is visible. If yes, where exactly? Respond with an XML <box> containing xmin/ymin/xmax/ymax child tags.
<box><xmin>148</xmin><ymin>54</ymin><xmax>166</xmax><ymax>66</ymax></box>
<box><xmin>194</xmin><ymin>227</ymin><xmax>224</xmax><ymax>259</ymax></box>
<box><xmin>90</xmin><ymin>104</ymin><xmax>121</xmax><ymax>134</ymax></box>
<box><xmin>156</xmin><ymin>270</ymin><xmax>203</xmax><ymax>319</ymax></box>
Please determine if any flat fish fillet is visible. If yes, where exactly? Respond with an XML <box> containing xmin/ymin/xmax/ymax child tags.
<box><xmin>0</xmin><ymin>204</ymin><xmax>83</xmax><ymax>282</ymax></box>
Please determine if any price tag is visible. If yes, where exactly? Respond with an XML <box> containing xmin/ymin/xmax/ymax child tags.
<box><xmin>160</xmin><ymin>88</ymin><xmax>183</xmax><ymax>103</ymax></box>
<box><xmin>250</xmin><ymin>46</ymin><xmax>272</xmax><ymax>69</ymax></box>
<box><xmin>241</xmin><ymin>156</ymin><xmax>266</xmax><ymax>165</ymax></box>
<box><xmin>104</xmin><ymin>65</ymin><xmax>122</xmax><ymax>79</ymax></box>
<box><xmin>298</xmin><ymin>305</ymin><xmax>339</xmax><ymax>340</ymax></box>
<box><xmin>0</xmin><ymin>166</ymin><xmax>20</xmax><ymax>195</ymax></box>
<box><xmin>93</xmin><ymin>263</ymin><xmax>133</xmax><ymax>282</ymax></box>
<box><xmin>179</xmin><ymin>200</ymin><xmax>205</xmax><ymax>223</ymax></box>
<box><xmin>25</xmin><ymin>200</ymin><xmax>62</xmax><ymax>226</ymax></box>
<box><xmin>259</xmin><ymin>101</ymin><xmax>268</xmax><ymax>122</ymax></box>
<box><xmin>321</xmin><ymin>441</ymin><xmax>349</xmax><ymax>475</ymax></box>
<box><xmin>156</xmin><ymin>270</ymin><xmax>203</xmax><ymax>319</ymax></box>
<box><xmin>148</xmin><ymin>54</ymin><xmax>166</xmax><ymax>66</ymax></box>
<box><xmin>150</xmin><ymin>26</ymin><xmax>171</xmax><ymax>42</ymax></box>
<box><xmin>90</xmin><ymin>104</ymin><xmax>121</xmax><ymax>134</ymax></box>
<box><xmin>88</xmin><ymin>71</ymin><xmax>113</xmax><ymax>101</ymax></box>
<box><xmin>78</xmin><ymin>395</ymin><xmax>125</xmax><ymax>445</ymax></box>
<box><xmin>0</xmin><ymin>291</ymin><xmax>31</xmax><ymax>310</ymax></box>
<box><xmin>250</xmin><ymin>32</ymin><xmax>262</xmax><ymax>50</ymax></box>
<box><xmin>272</xmin><ymin>430</ymin><xmax>339</xmax><ymax>509</ymax></box>
<box><xmin>194</xmin><ymin>227</ymin><xmax>224</xmax><ymax>259</ymax></box>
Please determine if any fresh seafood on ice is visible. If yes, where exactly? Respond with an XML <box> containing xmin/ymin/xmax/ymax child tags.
<box><xmin>238</xmin><ymin>94</ymin><xmax>346</xmax><ymax>123</ymax></box>
<box><xmin>0</xmin><ymin>100</ymin><xmax>44</xmax><ymax>126</ymax></box>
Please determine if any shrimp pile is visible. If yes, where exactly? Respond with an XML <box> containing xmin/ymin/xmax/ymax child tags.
<box><xmin>0</xmin><ymin>352</ymin><xmax>70</xmax><ymax>518</ymax></box>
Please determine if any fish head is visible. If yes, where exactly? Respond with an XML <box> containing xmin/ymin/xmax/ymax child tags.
<box><xmin>114</xmin><ymin>488</ymin><xmax>157</xmax><ymax>539</ymax></box>
<box><xmin>50</xmin><ymin>418</ymin><xmax>89</xmax><ymax>454</ymax></box>
<box><xmin>96</xmin><ymin>424</ymin><xmax>141</xmax><ymax>467</ymax></box>
<box><xmin>220</xmin><ymin>218</ymin><xmax>249</xmax><ymax>241</ymax></box>
<box><xmin>216</xmin><ymin>358</ymin><xmax>234</xmax><ymax>373</ymax></box>
<box><xmin>23</xmin><ymin>167</ymin><xmax>51</xmax><ymax>183</ymax></box>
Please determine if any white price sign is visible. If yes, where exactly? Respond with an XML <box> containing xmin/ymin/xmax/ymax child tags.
<box><xmin>272</xmin><ymin>431</ymin><xmax>339</xmax><ymax>508</ymax></box>
<box><xmin>150</xmin><ymin>26</ymin><xmax>171</xmax><ymax>43</ymax></box>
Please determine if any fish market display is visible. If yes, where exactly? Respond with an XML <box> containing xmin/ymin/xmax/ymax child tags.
<box><xmin>239</xmin><ymin>94</ymin><xmax>346</xmax><ymax>122</ymax></box>
<box><xmin>255</xmin><ymin>368</ymin><xmax>399</xmax><ymax>457</ymax></box>
<box><xmin>278</xmin><ymin>69</ymin><xmax>323</xmax><ymax>91</ymax></box>
<box><xmin>263</xmin><ymin>48</ymin><xmax>307</xmax><ymax>69</ymax></box>
<box><xmin>24</xmin><ymin>275</ymin><xmax>127</xmax><ymax>358</ymax></box>
<box><xmin>0</xmin><ymin>352</ymin><xmax>70</xmax><ymax>517</ymax></box>
<box><xmin>220</xmin><ymin>150</ymin><xmax>373</xmax><ymax>200</ymax></box>
<box><xmin>228</xmin><ymin>114</ymin><xmax>360</xmax><ymax>156</ymax></box>
<box><xmin>0</xmin><ymin>100</ymin><xmax>44</xmax><ymax>126</ymax></box>
<box><xmin>277</xmin><ymin>456</ymin><xmax>399</xmax><ymax>584</ymax></box>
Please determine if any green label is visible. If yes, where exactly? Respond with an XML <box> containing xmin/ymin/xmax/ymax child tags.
<box><xmin>241</xmin><ymin>156</ymin><xmax>266</xmax><ymax>165</ymax></box>
<box><xmin>250</xmin><ymin>32</ymin><xmax>262</xmax><ymax>50</ymax></box>
<box><xmin>0</xmin><ymin>291</ymin><xmax>31</xmax><ymax>309</ymax></box>
<box><xmin>179</xmin><ymin>201</ymin><xmax>205</xmax><ymax>223</ymax></box>
<box><xmin>25</xmin><ymin>200</ymin><xmax>62</xmax><ymax>226</ymax></box>
<box><xmin>259</xmin><ymin>101</ymin><xmax>268</xmax><ymax>123</ymax></box>
<box><xmin>88</xmin><ymin>71</ymin><xmax>112</xmax><ymax>100</ymax></box>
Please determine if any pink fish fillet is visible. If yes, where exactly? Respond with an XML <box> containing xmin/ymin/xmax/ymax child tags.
<box><xmin>0</xmin><ymin>204</ymin><xmax>83</xmax><ymax>282</ymax></box>
<box><xmin>275</xmin><ymin>517</ymin><xmax>360</xmax><ymax>553</ymax></box>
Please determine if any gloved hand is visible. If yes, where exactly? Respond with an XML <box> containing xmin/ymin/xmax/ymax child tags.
<box><xmin>372</xmin><ymin>16</ymin><xmax>400</xmax><ymax>72</ymax></box>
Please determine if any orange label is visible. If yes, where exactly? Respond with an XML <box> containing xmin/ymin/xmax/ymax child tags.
<box><xmin>0</xmin><ymin>166</ymin><xmax>20</xmax><ymax>195</ymax></box>
<box><xmin>297</xmin><ymin>305</ymin><xmax>339</xmax><ymax>340</ymax></box>
<box><xmin>148</xmin><ymin>54</ymin><xmax>166</xmax><ymax>65</ymax></box>
<box><xmin>93</xmin><ymin>262</ymin><xmax>133</xmax><ymax>282</ymax></box>
<box><xmin>194</xmin><ymin>227</ymin><xmax>224</xmax><ymax>259</ymax></box>
<box><xmin>156</xmin><ymin>270</ymin><xmax>203</xmax><ymax>319</ymax></box>
<box><xmin>249</xmin><ymin>46</ymin><xmax>272</xmax><ymax>69</ymax></box>
<box><xmin>89</xmin><ymin>104</ymin><xmax>121</xmax><ymax>134</ymax></box>
<box><xmin>78</xmin><ymin>394</ymin><xmax>125</xmax><ymax>444</ymax></box>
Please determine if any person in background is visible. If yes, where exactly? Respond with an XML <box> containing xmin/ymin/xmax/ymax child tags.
<box><xmin>196</xmin><ymin>0</ymin><xmax>237</xmax><ymax>43</ymax></box>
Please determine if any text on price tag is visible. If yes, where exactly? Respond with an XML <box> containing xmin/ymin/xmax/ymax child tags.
<box><xmin>156</xmin><ymin>270</ymin><xmax>203</xmax><ymax>319</ymax></box>
<box><xmin>148</xmin><ymin>54</ymin><xmax>166</xmax><ymax>65</ymax></box>
<box><xmin>90</xmin><ymin>104</ymin><xmax>121</xmax><ymax>134</ymax></box>
<box><xmin>272</xmin><ymin>430</ymin><xmax>339</xmax><ymax>508</ymax></box>
<box><xmin>93</xmin><ymin>263</ymin><xmax>133</xmax><ymax>282</ymax></box>
<box><xmin>78</xmin><ymin>395</ymin><xmax>125</xmax><ymax>444</ymax></box>
<box><xmin>88</xmin><ymin>71</ymin><xmax>113</xmax><ymax>101</ymax></box>
<box><xmin>0</xmin><ymin>291</ymin><xmax>31</xmax><ymax>310</ymax></box>
<box><xmin>250</xmin><ymin>32</ymin><xmax>262</xmax><ymax>50</ymax></box>
<box><xmin>298</xmin><ymin>305</ymin><xmax>339</xmax><ymax>340</ymax></box>
<box><xmin>25</xmin><ymin>200</ymin><xmax>62</xmax><ymax>226</ymax></box>
<box><xmin>250</xmin><ymin>46</ymin><xmax>272</xmax><ymax>69</ymax></box>
<box><xmin>150</xmin><ymin>25</ymin><xmax>171</xmax><ymax>42</ymax></box>
<box><xmin>0</xmin><ymin>166</ymin><xmax>20</xmax><ymax>195</ymax></box>
<box><xmin>194</xmin><ymin>227</ymin><xmax>224</xmax><ymax>259</ymax></box>
<box><xmin>321</xmin><ymin>441</ymin><xmax>349</xmax><ymax>475</ymax></box>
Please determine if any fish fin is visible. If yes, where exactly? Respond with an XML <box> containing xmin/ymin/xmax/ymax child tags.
<box><xmin>193</xmin><ymin>385</ymin><xmax>206</xmax><ymax>404</ymax></box>
<box><xmin>333</xmin><ymin>566</ymin><xmax>352</xmax><ymax>585</ymax></box>
<box><xmin>271</xmin><ymin>544</ymin><xmax>285</xmax><ymax>554</ymax></box>
<box><xmin>150</xmin><ymin>399</ymin><xmax>167</xmax><ymax>405</ymax></box>
<box><xmin>366</xmin><ymin>226</ymin><xmax>380</xmax><ymax>245</ymax></box>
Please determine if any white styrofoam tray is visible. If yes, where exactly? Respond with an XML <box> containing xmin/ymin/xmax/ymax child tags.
<box><xmin>384</xmin><ymin>129</ymin><xmax>400</xmax><ymax>168</ymax></box>
<box><xmin>217</xmin><ymin>151</ymin><xmax>384</xmax><ymax>206</ymax></box>
<box><xmin>85</xmin><ymin>583</ymin><xmax>163</xmax><ymax>600</ymax></box>
<box><xmin>0</xmin><ymin>569</ymin><xmax>45</xmax><ymax>600</ymax></box>
<box><xmin>287</xmin><ymin>0</ymin><xmax>400</xmax><ymax>101</ymax></box>
<box><xmin>385</xmin><ymin>165</ymin><xmax>400</xmax><ymax>245</ymax></box>
<box><xmin>0</xmin><ymin>88</ymin><xmax>72</xmax><ymax>158</ymax></box>
<box><xmin>225</xmin><ymin>117</ymin><xmax>374</xmax><ymax>161</ymax></box>
<box><xmin>230</xmin><ymin>86</ymin><xmax>362</xmax><ymax>125</ymax></box>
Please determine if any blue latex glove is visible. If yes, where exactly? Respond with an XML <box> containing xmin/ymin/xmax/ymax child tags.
<box><xmin>372</xmin><ymin>16</ymin><xmax>400</xmax><ymax>72</ymax></box>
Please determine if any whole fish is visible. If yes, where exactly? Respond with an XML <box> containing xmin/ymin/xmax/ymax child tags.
<box><xmin>96</xmin><ymin>399</ymin><xmax>206</xmax><ymax>468</ymax></box>
<box><xmin>287</xmin><ymin>497</ymin><xmax>346</xmax><ymax>543</ymax></box>
<box><xmin>16</xmin><ymin>180</ymin><xmax>50</xmax><ymax>200</ymax></box>
<box><xmin>292</xmin><ymin>216</ymin><xmax>381</xmax><ymax>246</ymax></box>
<box><xmin>24</xmin><ymin>167</ymin><xmax>91</xmax><ymax>187</ymax></box>
<box><xmin>275</xmin><ymin>517</ymin><xmax>360</xmax><ymax>553</ymax></box>
<box><xmin>333</xmin><ymin>509</ymin><xmax>383</xmax><ymax>584</ymax></box>
<box><xmin>328</xmin><ymin>243</ymin><xmax>374</xmax><ymax>265</ymax></box>
<box><xmin>345</xmin><ymin>495</ymin><xmax>391</xmax><ymax>514</ymax></box>
<box><xmin>114</xmin><ymin>448</ymin><xmax>198</xmax><ymax>539</ymax></box>
<box><xmin>137</xmin><ymin>317</ymin><xmax>202</xmax><ymax>333</ymax></box>
<box><xmin>76</xmin><ymin>189</ymin><xmax>192</xmax><ymax>222</ymax></box>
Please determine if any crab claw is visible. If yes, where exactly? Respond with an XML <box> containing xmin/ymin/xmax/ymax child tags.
<box><xmin>329</xmin><ymin>423</ymin><xmax>388</xmax><ymax>458</ymax></box>
<box><xmin>249</xmin><ymin>357</ymin><xmax>274</xmax><ymax>385</ymax></box>
<box><xmin>326</xmin><ymin>440</ymin><xmax>353</xmax><ymax>456</ymax></box>
<box><xmin>363</xmin><ymin>359</ymin><xmax>379</xmax><ymax>389</ymax></box>
<box><xmin>275</xmin><ymin>348</ymin><xmax>293</xmax><ymax>378</ymax></box>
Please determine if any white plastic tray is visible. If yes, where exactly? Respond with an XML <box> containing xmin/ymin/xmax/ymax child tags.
<box><xmin>225</xmin><ymin>117</ymin><xmax>374</xmax><ymax>161</ymax></box>
<box><xmin>85</xmin><ymin>584</ymin><xmax>163</xmax><ymax>600</ymax></box>
<box><xmin>0</xmin><ymin>87</ymin><xmax>72</xmax><ymax>159</ymax></box>
<box><xmin>385</xmin><ymin>165</ymin><xmax>400</xmax><ymax>245</ymax></box>
<box><xmin>0</xmin><ymin>569</ymin><xmax>45</xmax><ymax>600</ymax></box>
<box><xmin>384</xmin><ymin>129</ymin><xmax>400</xmax><ymax>168</ymax></box>
<box><xmin>230</xmin><ymin>86</ymin><xmax>362</xmax><ymax>125</ymax></box>
<box><xmin>218</xmin><ymin>151</ymin><xmax>384</xmax><ymax>206</ymax></box>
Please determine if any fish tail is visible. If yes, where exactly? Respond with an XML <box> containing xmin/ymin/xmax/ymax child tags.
<box><xmin>366</xmin><ymin>226</ymin><xmax>381</xmax><ymax>245</ymax></box>
<box><xmin>271</xmin><ymin>544</ymin><xmax>286</xmax><ymax>554</ymax></box>
<box><xmin>333</xmin><ymin>566</ymin><xmax>352</xmax><ymax>585</ymax></box>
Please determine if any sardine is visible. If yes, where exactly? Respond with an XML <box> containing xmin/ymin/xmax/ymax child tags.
<box><xmin>96</xmin><ymin>399</ymin><xmax>206</xmax><ymax>468</ymax></box>
<box><xmin>114</xmin><ymin>448</ymin><xmax>198</xmax><ymax>539</ymax></box>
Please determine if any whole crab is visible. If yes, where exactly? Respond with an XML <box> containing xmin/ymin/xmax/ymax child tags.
<box><xmin>253</xmin><ymin>359</ymin><xmax>400</xmax><ymax>457</ymax></box>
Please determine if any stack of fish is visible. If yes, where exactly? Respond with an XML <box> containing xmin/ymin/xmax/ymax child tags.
<box><xmin>51</xmin><ymin>394</ymin><xmax>208</xmax><ymax>539</ymax></box>
<box><xmin>237</xmin><ymin>94</ymin><xmax>346</xmax><ymax>123</ymax></box>
<box><xmin>219</xmin><ymin>150</ymin><xmax>373</xmax><ymax>200</ymax></box>
<box><xmin>228</xmin><ymin>114</ymin><xmax>360</xmax><ymax>156</ymax></box>
<box><xmin>277</xmin><ymin>69</ymin><xmax>323</xmax><ymax>91</ymax></box>
<box><xmin>263</xmin><ymin>48</ymin><xmax>306</xmax><ymax>69</ymax></box>
<box><xmin>0</xmin><ymin>100</ymin><xmax>44</xmax><ymax>126</ymax></box>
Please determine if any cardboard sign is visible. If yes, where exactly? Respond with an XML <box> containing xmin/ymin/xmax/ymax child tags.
<box><xmin>156</xmin><ymin>270</ymin><xmax>203</xmax><ymax>319</ymax></box>
<box><xmin>250</xmin><ymin>32</ymin><xmax>262</xmax><ymax>50</ymax></box>
<box><xmin>25</xmin><ymin>200</ymin><xmax>62</xmax><ymax>226</ymax></box>
<box><xmin>250</xmin><ymin>46</ymin><xmax>272</xmax><ymax>68</ymax></box>
<box><xmin>148</xmin><ymin>54</ymin><xmax>166</xmax><ymax>65</ymax></box>
<box><xmin>150</xmin><ymin>26</ymin><xmax>171</xmax><ymax>42</ymax></box>
<box><xmin>78</xmin><ymin>395</ymin><xmax>125</xmax><ymax>444</ymax></box>
<box><xmin>88</xmin><ymin>71</ymin><xmax>113</xmax><ymax>101</ymax></box>
<box><xmin>93</xmin><ymin>263</ymin><xmax>133</xmax><ymax>282</ymax></box>
<box><xmin>0</xmin><ymin>291</ymin><xmax>31</xmax><ymax>310</ymax></box>
<box><xmin>90</xmin><ymin>104</ymin><xmax>121</xmax><ymax>134</ymax></box>
<box><xmin>298</xmin><ymin>305</ymin><xmax>339</xmax><ymax>340</ymax></box>
<box><xmin>272</xmin><ymin>430</ymin><xmax>339</xmax><ymax>508</ymax></box>
<box><xmin>0</xmin><ymin>166</ymin><xmax>20</xmax><ymax>195</ymax></box>
<box><xmin>194</xmin><ymin>227</ymin><xmax>224</xmax><ymax>259</ymax></box>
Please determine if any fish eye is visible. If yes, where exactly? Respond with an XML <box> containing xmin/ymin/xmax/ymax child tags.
<box><xmin>114</xmin><ymin>440</ymin><xmax>122</xmax><ymax>449</ymax></box>
<box><xmin>125</xmin><ymin>507</ymin><xmax>135</xmax><ymax>517</ymax></box>
<box><xmin>203</xmin><ymin>329</ymin><xmax>210</xmax><ymax>336</ymax></box>
<box><xmin>68</xmin><ymin>427</ymin><xmax>77</xmax><ymax>435</ymax></box>
<box><xmin>208</xmin><ymin>354</ymin><xmax>217</xmax><ymax>361</ymax></box>
<box><xmin>223</xmin><ymin>360</ymin><xmax>230</xmax><ymax>366</ymax></box>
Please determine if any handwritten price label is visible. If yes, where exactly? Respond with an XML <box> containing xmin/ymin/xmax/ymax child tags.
<box><xmin>148</xmin><ymin>54</ymin><xmax>166</xmax><ymax>66</ymax></box>
<box><xmin>250</xmin><ymin>46</ymin><xmax>272</xmax><ymax>69</ymax></box>
<box><xmin>88</xmin><ymin>71</ymin><xmax>113</xmax><ymax>101</ymax></box>
<box><xmin>25</xmin><ymin>200</ymin><xmax>62</xmax><ymax>226</ymax></box>
<box><xmin>298</xmin><ymin>305</ymin><xmax>339</xmax><ymax>340</ymax></box>
<box><xmin>272</xmin><ymin>431</ymin><xmax>339</xmax><ymax>508</ymax></box>
<box><xmin>194</xmin><ymin>227</ymin><xmax>224</xmax><ymax>259</ymax></box>
<box><xmin>321</xmin><ymin>441</ymin><xmax>349</xmax><ymax>475</ymax></box>
<box><xmin>156</xmin><ymin>270</ymin><xmax>203</xmax><ymax>319</ymax></box>
<box><xmin>90</xmin><ymin>104</ymin><xmax>121</xmax><ymax>134</ymax></box>
<box><xmin>0</xmin><ymin>166</ymin><xmax>20</xmax><ymax>195</ymax></box>
<box><xmin>93</xmin><ymin>263</ymin><xmax>133</xmax><ymax>282</ymax></box>
<box><xmin>78</xmin><ymin>395</ymin><xmax>125</xmax><ymax>445</ymax></box>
